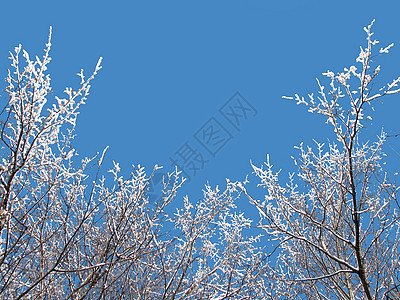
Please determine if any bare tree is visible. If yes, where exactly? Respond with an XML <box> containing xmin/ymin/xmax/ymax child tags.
<box><xmin>236</xmin><ymin>20</ymin><xmax>400</xmax><ymax>299</ymax></box>
<box><xmin>0</xmin><ymin>27</ymin><xmax>267</xmax><ymax>299</ymax></box>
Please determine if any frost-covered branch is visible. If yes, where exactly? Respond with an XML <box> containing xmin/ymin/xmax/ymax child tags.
<box><xmin>238</xmin><ymin>20</ymin><xmax>400</xmax><ymax>299</ymax></box>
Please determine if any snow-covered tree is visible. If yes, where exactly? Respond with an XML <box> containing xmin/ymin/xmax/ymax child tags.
<box><xmin>236</xmin><ymin>20</ymin><xmax>400</xmax><ymax>299</ymax></box>
<box><xmin>1</xmin><ymin>20</ymin><xmax>399</xmax><ymax>300</ymax></box>
<box><xmin>0</xmin><ymin>27</ymin><xmax>267</xmax><ymax>299</ymax></box>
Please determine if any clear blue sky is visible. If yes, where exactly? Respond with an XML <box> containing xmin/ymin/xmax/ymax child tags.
<box><xmin>1</xmin><ymin>1</ymin><xmax>400</xmax><ymax>211</ymax></box>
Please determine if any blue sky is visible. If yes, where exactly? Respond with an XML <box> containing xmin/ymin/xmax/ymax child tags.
<box><xmin>1</xmin><ymin>1</ymin><xmax>400</xmax><ymax>211</ymax></box>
